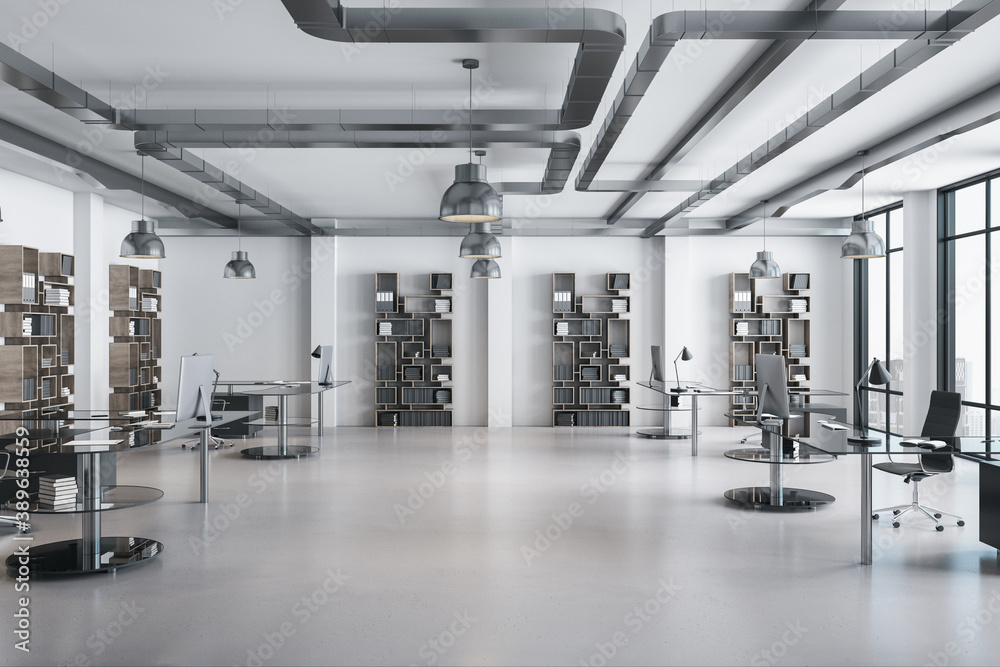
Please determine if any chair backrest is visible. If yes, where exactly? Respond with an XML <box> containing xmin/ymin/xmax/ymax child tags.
<box><xmin>919</xmin><ymin>390</ymin><xmax>962</xmax><ymax>473</ymax></box>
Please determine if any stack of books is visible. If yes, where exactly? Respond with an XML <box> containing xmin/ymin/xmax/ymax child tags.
<box><xmin>611</xmin><ymin>390</ymin><xmax>627</xmax><ymax>404</ymax></box>
<box><xmin>734</xmin><ymin>364</ymin><xmax>754</xmax><ymax>381</ymax></box>
<box><xmin>376</xmin><ymin>292</ymin><xmax>396</xmax><ymax>312</ymax></box>
<box><xmin>434</xmin><ymin>299</ymin><xmax>450</xmax><ymax>313</ymax></box>
<box><xmin>403</xmin><ymin>367</ymin><xmax>421</xmax><ymax>380</ymax></box>
<box><xmin>555</xmin><ymin>322</ymin><xmax>569</xmax><ymax>336</ymax></box>
<box><xmin>431</xmin><ymin>345</ymin><xmax>450</xmax><ymax>358</ymax></box>
<box><xmin>735</xmin><ymin>321</ymin><xmax>750</xmax><ymax>336</ymax></box>
<box><xmin>789</xmin><ymin>345</ymin><xmax>807</xmax><ymax>357</ymax></box>
<box><xmin>792</xmin><ymin>374</ymin><xmax>807</xmax><ymax>382</ymax></box>
<box><xmin>62</xmin><ymin>386</ymin><xmax>71</xmax><ymax>396</ymax></box>
<box><xmin>38</xmin><ymin>475</ymin><xmax>77</xmax><ymax>510</ymax></box>
<box><xmin>128</xmin><ymin>286</ymin><xmax>138</xmax><ymax>310</ymax></box>
<box><xmin>434</xmin><ymin>390</ymin><xmax>451</xmax><ymax>404</ymax></box>
<box><xmin>612</xmin><ymin>373</ymin><xmax>627</xmax><ymax>381</ymax></box>
<box><xmin>22</xmin><ymin>316</ymin><xmax>32</xmax><ymax>335</ymax></box>
<box><xmin>611</xmin><ymin>299</ymin><xmax>628</xmax><ymax>313</ymax></box>
<box><xmin>22</xmin><ymin>273</ymin><xmax>36</xmax><ymax>303</ymax></box>
<box><xmin>44</xmin><ymin>287</ymin><xmax>70</xmax><ymax>306</ymax></box>
<box><xmin>733</xmin><ymin>290</ymin><xmax>752</xmax><ymax>312</ymax></box>
<box><xmin>581</xmin><ymin>366</ymin><xmax>599</xmax><ymax>381</ymax></box>
<box><xmin>265</xmin><ymin>406</ymin><xmax>279</xmax><ymax>422</ymax></box>
<box><xmin>61</xmin><ymin>348</ymin><xmax>70</xmax><ymax>365</ymax></box>
<box><xmin>609</xmin><ymin>344</ymin><xmax>628</xmax><ymax>358</ymax></box>
<box><xmin>378</xmin><ymin>412</ymin><xmax>398</xmax><ymax>426</ymax></box>
<box><xmin>41</xmin><ymin>355</ymin><xmax>54</xmax><ymax>368</ymax></box>
<box><xmin>555</xmin><ymin>412</ymin><xmax>576</xmax><ymax>426</ymax></box>
<box><xmin>141</xmin><ymin>296</ymin><xmax>158</xmax><ymax>311</ymax></box>
<box><xmin>435</xmin><ymin>373</ymin><xmax>450</xmax><ymax>381</ymax></box>
<box><xmin>377</xmin><ymin>322</ymin><xmax>393</xmax><ymax>335</ymax></box>
<box><xmin>554</xmin><ymin>291</ymin><xmax>573</xmax><ymax>312</ymax></box>
<box><xmin>22</xmin><ymin>378</ymin><xmax>35</xmax><ymax>401</ymax></box>
<box><xmin>789</xmin><ymin>299</ymin><xmax>808</xmax><ymax>313</ymax></box>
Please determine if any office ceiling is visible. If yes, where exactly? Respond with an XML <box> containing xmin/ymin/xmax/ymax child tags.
<box><xmin>1</xmin><ymin>0</ymin><xmax>1000</xmax><ymax>237</ymax></box>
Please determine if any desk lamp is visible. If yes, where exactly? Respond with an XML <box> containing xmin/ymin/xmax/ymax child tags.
<box><xmin>672</xmin><ymin>346</ymin><xmax>693</xmax><ymax>392</ymax></box>
<box><xmin>848</xmin><ymin>357</ymin><xmax>892</xmax><ymax>445</ymax></box>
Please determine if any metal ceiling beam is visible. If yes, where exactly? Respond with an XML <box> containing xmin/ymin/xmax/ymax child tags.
<box><xmin>640</xmin><ymin>0</ymin><xmax>1000</xmax><ymax>238</ymax></box>
<box><xmin>579</xmin><ymin>5</ymin><xmax>988</xmax><ymax>216</ymax></box>
<box><xmin>0</xmin><ymin>118</ymin><xmax>235</xmax><ymax>228</ymax></box>
<box><xmin>134</xmin><ymin>129</ymin><xmax>581</xmax><ymax>195</ymax></box>
<box><xmin>602</xmin><ymin>0</ymin><xmax>847</xmax><ymax>224</ymax></box>
<box><xmin>280</xmin><ymin>2</ymin><xmax>626</xmax><ymax>126</ymax></box>
<box><xmin>120</xmin><ymin>108</ymin><xmax>578</xmax><ymax>132</ymax></box>
<box><xmin>0</xmin><ymin>43</ymin><xmax>117</xmax><ymax>125</ymax></box>
<box><xmin>0</xmin><ymin>43</ymin><xmax>317</xmax><ymax>235</ymax></box>
<box><xmin>724</xmin><ymin>78</ymin><xmax>1000</xmax><ymax>230</ymax></box>
<box><xmin>133</xmin><ymin>140</ymin><xmax>322</xmax><ymax>236</ymax></box>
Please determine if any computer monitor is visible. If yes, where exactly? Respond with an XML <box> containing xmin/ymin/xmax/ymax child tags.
<box><xmin>650</xmin><ymin>345</ymin><xmax>665</xmax><ymax>383</ymax></box>
<box><xmin>175</xmin><ymin>354</ymin><xmax>217</xmax><ymax>422</ymax></box>
<box><xmin>314</xmin><ymin>345</ymin><xmax>333</xmax><ymax>385</ymax></box>
<box><xmin>754</xmin><ymin>353</ymin><xmax>790</xmax><ymax>422</ymax></box>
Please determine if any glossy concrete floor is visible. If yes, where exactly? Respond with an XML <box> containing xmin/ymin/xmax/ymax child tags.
<box><xmin>3</xmin><ymin>425</ymin><xmax>999</xmax><ymax>666</ymax></box>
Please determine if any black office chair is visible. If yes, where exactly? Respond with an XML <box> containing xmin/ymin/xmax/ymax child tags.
<box><xmin>871</xmin><ymin>390</ymin><xmax>965</xmax><ymax>531</ymax></box>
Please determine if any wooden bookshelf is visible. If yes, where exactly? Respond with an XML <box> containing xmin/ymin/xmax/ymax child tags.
<box><xmin>375</xmin><ymin>272</ymin><xmax>454</xmax><ymax>427</ymax></box>
<box><xmin>0</xmin><ymin>246</ymin><xmax>75</xmax><ymax>441</ymax></box>
<box><xmin>552</xmin><ymin>272</ymin><xmax>630</xmax><ymax>427</ymax></box>
<box><xmin>728</xmin><ymin>272</ymin><xmax>812</xmax><ymax>434</ymax></box>
<box><xmin>109</xmin><ymin>265</ymin><xmax>162</xmax><ymax>416</ymax></box>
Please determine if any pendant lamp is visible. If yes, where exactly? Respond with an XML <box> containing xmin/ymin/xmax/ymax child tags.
<box><xmin>439</xmin><ymin>59</ymin><xmax>502</xmax><ymax>223</ymax></box>
<box><xmin>470</xmin><ymin>259</ymin><xmax>501</xmax><ymax>279</ymax></box>
<box><xmin>120</xmin><ymin>155</ymin><xmax>166</xmax><ymax>259</ymax></box>
<box><xmin>842</xmin><ymin>151</ymin><xmax>886</xmax><ymax>259</ymax></box>
<box><xmin>223</xmin><ymin>203</ymin><xmax>256</xmax><ymax>279</ymax></box>
<box><xmin>749</xmin><ymin>201</ymin><xmax>780</xmax><ymax>278</ymax></box>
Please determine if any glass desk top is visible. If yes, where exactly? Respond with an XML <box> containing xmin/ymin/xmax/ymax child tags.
<box><xmin>236</xmin><ymin>380</ymin><xmax>350</xmax><ymax>397</ymax></box>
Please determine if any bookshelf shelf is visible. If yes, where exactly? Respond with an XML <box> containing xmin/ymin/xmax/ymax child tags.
<box><xmin>0</xmin><ymin>245</ymin><xmax>75</xmax><ymax>442</ymax></box>
<box><xmin>109</xmin><ymin>265</ymin><xmax>162</xmax><ymax>416</ymax></box>
<box><xmin>375</xmin><ymin>272</ymin><xmax>454</xmax><ymax>427</ymax></box>
<box><xmin>728</xmin><ymin>272</ymin><xmax>812</xmax><ymax>435</ymax></box>
<box><xmin>551</xmin><ymin>272</ymin><xmax>630</xmax><ymax>427</ymax></box>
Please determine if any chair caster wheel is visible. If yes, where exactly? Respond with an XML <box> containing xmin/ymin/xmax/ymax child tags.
<box><xmin>181</xmin><ymin>444</ymin><xmax>187</xmax><ymax>449</ymax></box>
<box><xmin>934</xmin><ymin>513</ymin><xmax>942</xmax><ymax>519</ymax></box>
<box><xmin>872</xmin><ymin>514</ymin><xmax>879</xmax><ymax>520</ymax></box>
<box><xmin>893</xmin><ymin>510</ymin><xmax>901</xmax><ymax>515</ymax></box>
<box><xmin>958</xmin><ymin>520</ymin><xmax>965</xmax><ymax>526</ymax></box>
<box><xmin>936</xmin><ymin>525</ymin><xmax>945</xmax><ymax>532</ymax></box>
<box><xmin>892</xmin><ymin>522</ymin><xmax>900</xmax><ymax>528</ymax></box>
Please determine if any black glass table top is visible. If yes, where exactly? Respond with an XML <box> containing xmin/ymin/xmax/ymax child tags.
<box><xmin>736</xmin><ymin>412</ymin><xmax>999</xmax><ymax>456</ymax></box>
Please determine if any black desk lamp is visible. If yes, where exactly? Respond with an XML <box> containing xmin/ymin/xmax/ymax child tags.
<box><xmin>848</xmin><ymin>357</ymin><xmax>892</xmax><ymax>445</ymax></box>
<box><xmin>672</xmin><ymin>346</ymin><xmax>693</xmax><ymax>392</ymax></box>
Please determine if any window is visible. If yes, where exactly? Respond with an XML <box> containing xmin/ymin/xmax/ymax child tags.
<box><xmin>940</xmin><ymin>171</ymin><xmax>1000</xmax><ymax>458</ymax></box>
<box><xmin>855</xmin><ymin>205</ymin><xmax>904</xmax><ymax>435</ymax></box>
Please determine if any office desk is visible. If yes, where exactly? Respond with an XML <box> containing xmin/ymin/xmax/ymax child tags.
<box><xmin>3</xmin><ymin>411</ymin><xmax>256</xmax><ymax>575</ymax></box>
<box><xmin>636</xmin><ymin>383</ymin><xmax>846</xmax><ymax>456</ymax></box>
<box><xmin>236</xmin><ymin>381</ymin><xmax>349</xmax><ymax>460</ymax></box>
<box><xmin>725</xmin><ymin>414</ymin><xmax>837</xmax><ymax>511</ymax></box>
<box><xmin>636</xmin><ymin>382</ymin><xmax>732</xmax><ymax>455</ymax></box>
<box><xmin>795</xmin><ymin>413</ymin><xmax>997</xmax><ymax>565</ymax></box>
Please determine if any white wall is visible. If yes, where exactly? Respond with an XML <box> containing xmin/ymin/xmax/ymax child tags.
<box><xmin>160</xmin><ymin>235</ymin><xmax>311</xmax><ymax>416</ymax></box>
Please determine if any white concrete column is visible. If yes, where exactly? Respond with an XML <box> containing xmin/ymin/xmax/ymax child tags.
<box><xmin>73</xmin><ymin>192</ymin><xmax>108</xmax><ymax>410</ymax></box>
<box><xmin>488</xmin><ymin>237</ymin><xmax>513</xmax><ymax>426</ymax></box>
<box><xmin>902</xmin><ymin>189</ymin><xmax>938</xmax><ymax>435</ymax></box>
<box><xmin>310</xmin><ymin>235</ymin><xmax>338</xmax><ymax>426</ymax></box>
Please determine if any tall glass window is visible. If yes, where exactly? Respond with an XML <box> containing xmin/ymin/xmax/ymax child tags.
<box><xmin>857</xmin><ymin>206</ymin><xmax>904</xmax><ymax>434</ymax></box>
<box><xmin>940</xmin><ymin>172</ymin><xmax>1000</xmax><ymax>457</ymax></box>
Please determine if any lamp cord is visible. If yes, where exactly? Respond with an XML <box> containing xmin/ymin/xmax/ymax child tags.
<box><xmin>468</xmin><ymin>63</ymin><xmax>473</xmax><ymax>164</ymax></box>
<box><xmin>860</xmin><ymin>151</ymin><xmax>866</xmax><ymax>218</ymax></box>
<box><xmin>237</xmin><ymin>202</ymin><xmax>242</xmax><ymax>251</ymax></box>
<box><xmin>140</xmin><ymin>154</ymin><xmax>145</xmax><ymax>221</ymax></box>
